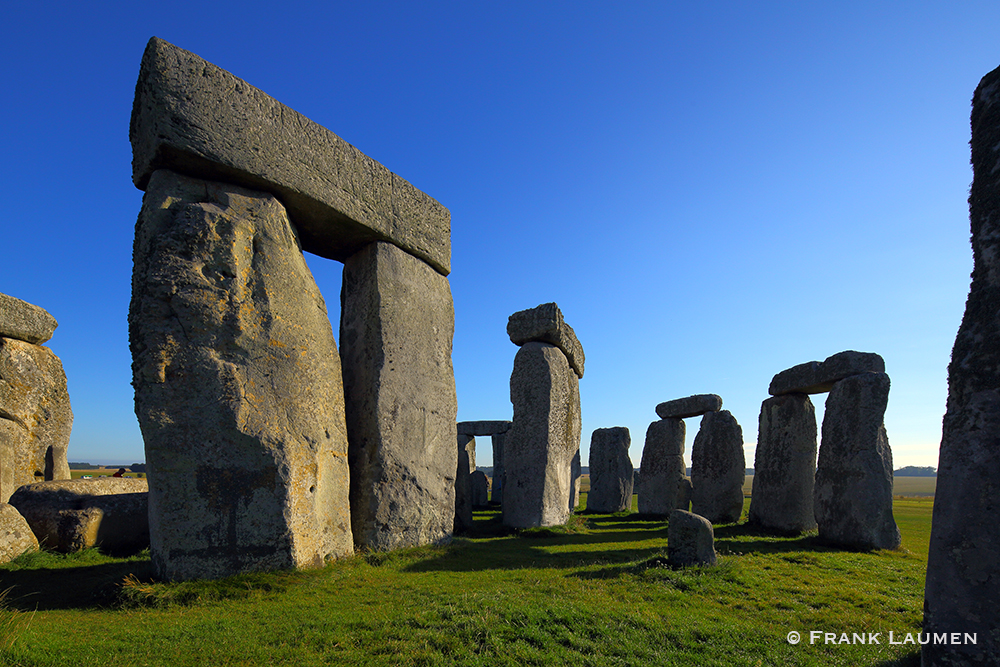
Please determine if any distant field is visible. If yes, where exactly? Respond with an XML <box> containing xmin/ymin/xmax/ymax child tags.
<box><xmin>575</xmin><ymin>474</ymin><xmax>934</xmax><ymax>498</ymax></box>
<box><xmin>69</xmin><ymin>469</ymin><xmax>144</xmax><ymax>479</ymax></box>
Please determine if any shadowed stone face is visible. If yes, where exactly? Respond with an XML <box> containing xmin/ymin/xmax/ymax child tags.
<box><xmin>668</xmin><ymin>510</ymin><xmax>716</xmax><ymax>566</ymax></box>
<box><xmin>690</xmin><ymin>410</ymin><xmax>745</xmax><ymax>524</ymax></box>
<box><xmin>638</xmin><ymin>418</ymin><xmax>685</xmax><ymax>516</ymax></box>
<box><xmin>655</xmin><ymin>394</ymin><xmax>722</xmax><ymax>420</ymax></box>
<box><xmin>923</xmin><ymin>63</ymin><xmax>1000</xmax><ymax>666</ymax></box>
<box><xmin>587</xmin><ymin>427</ymin><xmax>634</xmax><ymax>513</ymax></box>
<box><xmin>129</xmin><ymin>170</ymin><xmax>353</xmax><ymax>581</ymax></box>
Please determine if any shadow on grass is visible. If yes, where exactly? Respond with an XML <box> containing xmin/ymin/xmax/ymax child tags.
<box><xmin>0</xmin><ymin>556</ymin><xmax>153</xmax><ymax>611</ymax></box>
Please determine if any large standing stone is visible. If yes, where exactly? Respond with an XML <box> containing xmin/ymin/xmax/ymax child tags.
<box><xmin>130</xmin><ymin>38</ymin><xmax>451</xmax><ymax>275</ymax></box>
<box><xmin>690</xmin><ymin>410</ymin><xmax>745</xmax><ymax>524</ymax></box>
<box><xmin>0</xmin><ymin>293</ymin><xmax>58</xmax><ymax>345</ymax></box>
<box><xmin>638</xmin><ymin>418</ymin><xmax>685</xmax><ymax>515</ymax></box>
<box><xmin>769</xmin><ymin>351</ymin><xmax>885</xmax><ymax>396</ymax></box>
<box><xmin>503</xmin><ymin>342</ymin><xmax>581</xmax><ymax>528</ymax></box>
<box><xmin>668</xmin><ymin>510</ymin><xmax>716</xmax><ymax>566</ymax></box>
<box><xmin>129</xmin><ymin>170</ymin><xmax>353</xmax><ymax>580</ymax></box>
<box><xmin>507</xmin><ymin>303</ymin><xmax>585</xmax><ymax>378</ymax></box>
<box><xmin>587</xmin><ymin>427</ymin><xmax>634</xmax><ymax>513</ymax></box>
<box><xmin>748</xmin><ymin>393</ymin><xmax>817</xmax><ymax>533</ymax></box>
<box><xmin>491</xmin><ymin>430</ymin><xmax>508</xmax><ymax>505</ymax></box>
<box><xmin>9</xmin><ymin>479</ymin><xmax>149</xmax><ymax>554</ymax></box>
<box><xmin>0</xmin><ymin>336</ymin><xmax>72</xmax><ymax>502</ymax></box>
<box><xmin>924</xmin><ymin>64</ymin><xmax>1000</xmax><ymax>667</ymax></box>
<box><xmin>0</xmin><ymin>503</ymin><xmax>38</xmax><ymax>563</ymax></box>
<box><xmin>341</xmin><ymin>241</ymin><xmax>457</xmax><ymax>549</ymax></box>
<box><xmin>814</xmin><ymin>372</ymin><xmax>900</xmax><ymax>550</ymax></box>
<box><xmin>454</xmin><ymin>434</ymin><xmax>476</xmax><ymax>532</ymax></box>
<box><xmin>655</xmin><ymin>394</ymin><xmax>722</xmax><ymax>420</ymax></box>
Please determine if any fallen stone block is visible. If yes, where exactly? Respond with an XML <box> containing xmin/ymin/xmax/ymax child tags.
<box><xmin>655</xmin><ymin>394</ymin><xmax>723</xmax><ymax>419</ymax></box>
<box><xmin>0</xmin><ymin>502</ymin><xmax>38</xmax><ymax>563</ymax></box>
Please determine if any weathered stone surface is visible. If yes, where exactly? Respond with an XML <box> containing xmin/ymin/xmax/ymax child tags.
<box><xmin>131</xmin><ymin>38</ymin><xmax>451</xmax><ymax>276</ymax></box>
<box><xmin>924</xmin><ymin>66</ymin><xmax>1000</xmax><ymax>666</ymax></box>
<box><xmin>655</xmin><ymin>394</ymin><xmax>723</xmax><ymax>420</ymax></box>
<box><xmin>0</xmin><ymin>502</ymin><xmax>37</xmax><ymax>563</ymax></box>
<box><xmin>748</xmin><ymin>394</ymin><xmax>817</xmax><ymax>533</ymax></box>
<box><xmin>0</xmin><ymin>293</ymin><xmax>58</xmax><ymax>345</ymax></box>
<box><xmin>470</xmin><ymin>470</ymin><xmax>490</xmax><ymax>508</ymax></box>
<box><xmin>507</xmin><ymin>303</ymin><xmax>584</xmax><ymax>378</ymax></box>
<box><xmin>638</xmin><ymin>418</ymin><xmax>685</xmax><ymax>515</ymax></box>
<box><xmin>690</xmin><ymin>410</ymin><xmax>745</xmax><ymax>524</ymax></box>
<box><xmin>814</xmin><ymin>372</ymin><xmax>900</xmax><ymax>550</ymax></box>
<box><xmin>503</xmin><ymin>342</ymin><xmax>581</xmax><ymax>528</ymax></box>
<box><xmin>0</xmin><ymin>336</ymin><xmax>72</xmax><ymax>502</ymax></box>
<box><xmin>769</xmin><ymin>351</ymin><xmax>885</xmax><ymax>396</ymax></box>
<box><xmin>341</xmin><ymin>241</ymin><xmax>457</xmax><ymax>550</ymax></box>
<box><xmin>677</xmin><ymin>477</ymin><xmax>692</xmax><ymax>512</ymax></box>
<box><xmin>454</xmin><ymin>434</ymin><xmax>476</xmax><ymax>532</ymax></box>
<box><xmin>668</xmin><ymin>510</ymin><xmax>716</xmax><ymax>566</ymax></box>
<box><xmin>9</xmin><ymin>478</ymin><xmax>148</xmax><ymax>553</ymax></box>
<box><xmin>129</xmin><ymin>170</ymin><xmax>353</xmax><ymax>580</ymax></box>
<box><xmin>457</xmin><ymin>420</ymin><xmax>511</xmax><ymax>437</ymax></box>
<box><xmin>491</xmin><ymin>431</ymin><xmax>507</xmax><ymax>505</ymax></box>
<box><xmin>586</xmin><ymin>427</ymin><xmax>634</xmax><ymax>513</ymax></box>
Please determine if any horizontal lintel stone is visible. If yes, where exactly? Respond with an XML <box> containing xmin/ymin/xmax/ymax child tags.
<box><xmin>130</xmin><ymin>37</ymin><xmax>451</xmax><ymax>275</ymax></box>
<box><xmin>655</xmin><ymin>394</ymin><xmax>723</xmax><ymax>419</ymax></box>
<box><xmin>769</xmin><ymin>350</ymin><xmax>885</xmax><ymax>396</ymax></box>
<box><xmin>0</xmin><ymin>293</ymin><xmax>57</xmax><ymax>345</ymax></box>
<box><xmin>506</xmin><ymin>303</ymin><xmax>585</xmax><ymax>378</ymax></box>
<box><xmin>457</xmin><ymin>420</ymin><xmax>512</xmax><ymax>436</ymax></box>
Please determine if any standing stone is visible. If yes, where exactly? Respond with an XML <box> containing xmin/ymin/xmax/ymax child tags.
<box><xmin>814</xmin><ymin>372</ymin><xmax>900</xmax><ymax>550</ymax></box>
<box><xmin>454</xmin><ymin>434</ymin><xmax>476</xmax><ymax>532</ymax></box>
<box><xmin>690</xmin><ymin>410</ymin><xmax>745</xmax><ymax>524</ymax></box>
<box><xmin>749</xmin><ymin>393</ymin><xmax>817</xmax><ymax>533</ymax></box>
<box><xmin>341</xmin><ymin>241</ymin><xmax>458</xmax><ymax>549</ymax></box>
<box><xmin>503</xmin><ymin>342</ymin><xmax>581</xmax><ymax>528</ymax></box>
<box><xmin>0</xmin><ymin>503</ymin><xmax>38</xmax><ymax>563</ymax></box>
<box><xmin>129</xmin><ymin>170</ymin><xmax>353</xmax><ymax>581</ymax></box>
<box><xmin>638</xmin><ymin>418</ymin><xmax>685</xmax><ymax>515</ymax></box>
<box><xmin>0</xmin><ymin>335</ymin><xmax>72</xmax><ymax>502</ymax></box>
<box><xmin>587</xmin><ymin>427</ymin><xmax>634</xmax><ymax>513</ymax></box>
<box><xmin>924</xmin><ymin>65</ymin><xmax>1000</xmax><ymax>666</ymax></box>
<box><xmin>470</xmin><ymin>470</ymin><xmax>490</xmax><ymax>508</ymax></box>
<box><xmin>569</xmin><ymin>448</ymin><xmax>582</xmax><ymax>512</ymax></box>
<box><xmin>677</xmin><ymin>477</ymin><xmax>692</xmax><ymax>512</ymax></box>
<box><xmin>668</xmin><ymin>510</ymin><xmax>717</xmax><ymax>566</ymax></box>
<box><xmin>491</xmin><ymin>430</ymin><xmax>507</xmax><ymax>505</ymax></box>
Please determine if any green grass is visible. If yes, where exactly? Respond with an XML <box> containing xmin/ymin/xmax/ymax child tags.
<box><xmin>0</xmin><ymin>498</ymin><xmax>931</xmax><ymax>666</ymax></box>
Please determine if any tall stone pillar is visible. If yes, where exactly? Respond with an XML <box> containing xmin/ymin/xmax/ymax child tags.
<box><xmin>923</xmin><ymin>63</ymin><xmax>1000</xmax><ymax>666</ymax></box>
<box><xmin>130</xmin><ymin>171</ymin><xmax>353</xmax><ymax>580</ymax></box>
<box><xmin>690</xmin><ymin>410</ymin><xmax>746</xmax><ymax>524</ymax></box>
<box><xmin>341</xmin><ymin>241</ymin><xmax>458</xmax><ymax>550</ymax></box>
<box><xmin>587</xmin><ymin>427</ymin><xmax>634</xmax><ymax>513</ymax></box>
<box><xmin>637</xmin><ymin>418</ymin><xmax>685</xmax><ymax>515</ymax></box>
<box><xmin>749</xmin><ymin>393</ymin><xmax>817</xmax><ymax>533</ymax></box>
<box><xmin>454</xmin><ymin>434</ymin><xmax>476</xmax><ymax>532</ymax></box>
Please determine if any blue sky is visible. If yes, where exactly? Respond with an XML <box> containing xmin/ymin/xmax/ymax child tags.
<box><xmin>2</xmin><ymin>2</ymin><xmax>996</xmax><ymax>469</ymax></box>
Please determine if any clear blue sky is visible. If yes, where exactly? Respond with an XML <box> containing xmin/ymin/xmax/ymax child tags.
<box><xmin>2</xmin><ymin>2</ymin><xmax>996</xmax><ymax>469</ymax></box>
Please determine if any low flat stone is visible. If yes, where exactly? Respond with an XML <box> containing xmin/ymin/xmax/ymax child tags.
<box><xmin>769</xmin><ymin>351</ymin><xmax>885</xmax><ymax>395</ymax></box>
<box><xmin>9</xmin><ymin>478</ymin><xmax>148</xmax><ymax>553</ymax></box>
<box><xmin>668</xmin><ymin>510</ymin><xmax>716</xmax><ymax>566</ymax></box>
<box><xmin>0</xmin><ymin>503</ymin><xmax>38</xmax><ymax>563</ymax></box>
<box><xmin>507</xmin><ymin>303</ymin><xmax>585</xmax><ymax>378</ymax></box>
<box><xmin>655</xmin><ymin>394</ymin><xmax>723</xmax><ymax>419</ymax></box>
<box><xmin>130</xmin><ymin>37</ymin><xmax>451</xmax><ymax>275</ymax></box>
<box><xmin>457</xmin><ymin>420</ymin><xmax>512</xmax><ymax>436</ymax></box>
<box><xmin>0</xmin><ymin>293</ymin><xmax>58</xmax><ymax>345</ymax></box>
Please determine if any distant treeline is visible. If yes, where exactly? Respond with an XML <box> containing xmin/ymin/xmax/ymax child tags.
<box><xmin>894</xmin><ymin>466</ymin><xmax>936</xmax><ymax>477</ymax></box>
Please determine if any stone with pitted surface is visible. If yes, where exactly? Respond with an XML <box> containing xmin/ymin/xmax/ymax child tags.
<box><xmin>0</xmin><ymin>293</ymin><xmax>58</xmax><ymax>345</ymax></box>
<box><xmin>668</xmin><ymin>510</ymin><xmax>716</xmax><ymax>566</ymax></box>
<box><xmin>690</xmin><ymin>410</ymin><xmax>745</xmax><ymax>524</ymax></box>
<box><xmin>638</xmin><ymin>418</ymin><xmax>686</xmax><ymax>515</ymax></box>
<box><xmin>506</xmin><ymin>303</ymin><xmax>584</xmax><ymax>378</ymax></box>
<box><xmin>655</xmin><ymin>394</ymin><xmax>723</xmax><ymax>419</ymax></box>
<box><xmin>586</xmin><ymin>427</ymin><xmax>634</xmax><ymax>513</ymax></box>
<box><xmin>769</xmin><ymin>351</ymin><xmax>885</xmax><ymax>396</ymax></box>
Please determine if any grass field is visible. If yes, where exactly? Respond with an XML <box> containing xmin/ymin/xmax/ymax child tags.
<box><xmin>0</xmin><ymin>492</ymin><xmax>931</xmax><ymax>666</ymax></box>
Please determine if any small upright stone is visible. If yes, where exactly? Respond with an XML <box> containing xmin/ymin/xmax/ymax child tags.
<box><xmin>454</xmin><ymin>434</ymin><xmax>476</xmax><ymax>532</ymax></box>
<box><xmin>814</xmin><ymin>372</ymin><xmax>900</xmax><ymax>550</ymax></box>
<box><xmin>655</xmin><ymin>394</ymin><xmax>723</xmax><ymax>420</ymax></box>
<box><xmin>690</xmin><ymin>410</ymin><xmax>745</xmax><ymax>524</ymax></box>
<box><xmin>569</xmin><ymin>448</ymin><xmax>582</xmax><ymax>511</ymax></box>
<box><xmin>0</xmin><ymin>503</ymin><xmax>38</xmax><ymax>563</ymax></box>
<box><xmin>586</xmin><ymin>427</ymin><xmax>634</xmax><ymax>513</ymax></box>
<box><xmin>503</xmin><ymin>342</ymin><xmax>581</xmax><ymax>528</ymax></box>
<box><xmin>470</xmin><ymin>470</ymin><xmax>490</xmax><ymax>508</ymax></box>
<box><xmin>0</xmin><ymin>293</ymin><xmax>58</xmax><ymax>345</ymax></box>
<box><xmin>749</xmin><ymin>393</ymin><xmax>817</xmax><ymax>533</ymax></box>
<box><xmin>491</xmin><ymin>430</ymin><xmax>508</xmax><ymax>505</ymax></box>
<box><xmin>638</xmin><ymin>418</ymin><xmax>686</xmax><ymax>515</ymax></box>
<box><xmin>668</xmin><ymin>510</ymin><xmax>717</xmax><ymax>566</ymax></box>
<box><xmin>677</xmin><ymin>477</ymin><xmax>692</xmax><ymax>512</ymax></box>
<box><xmin>507</xmin><ymin>303</ymin><xmax>585</xmax><ymax>378</ymax></box>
